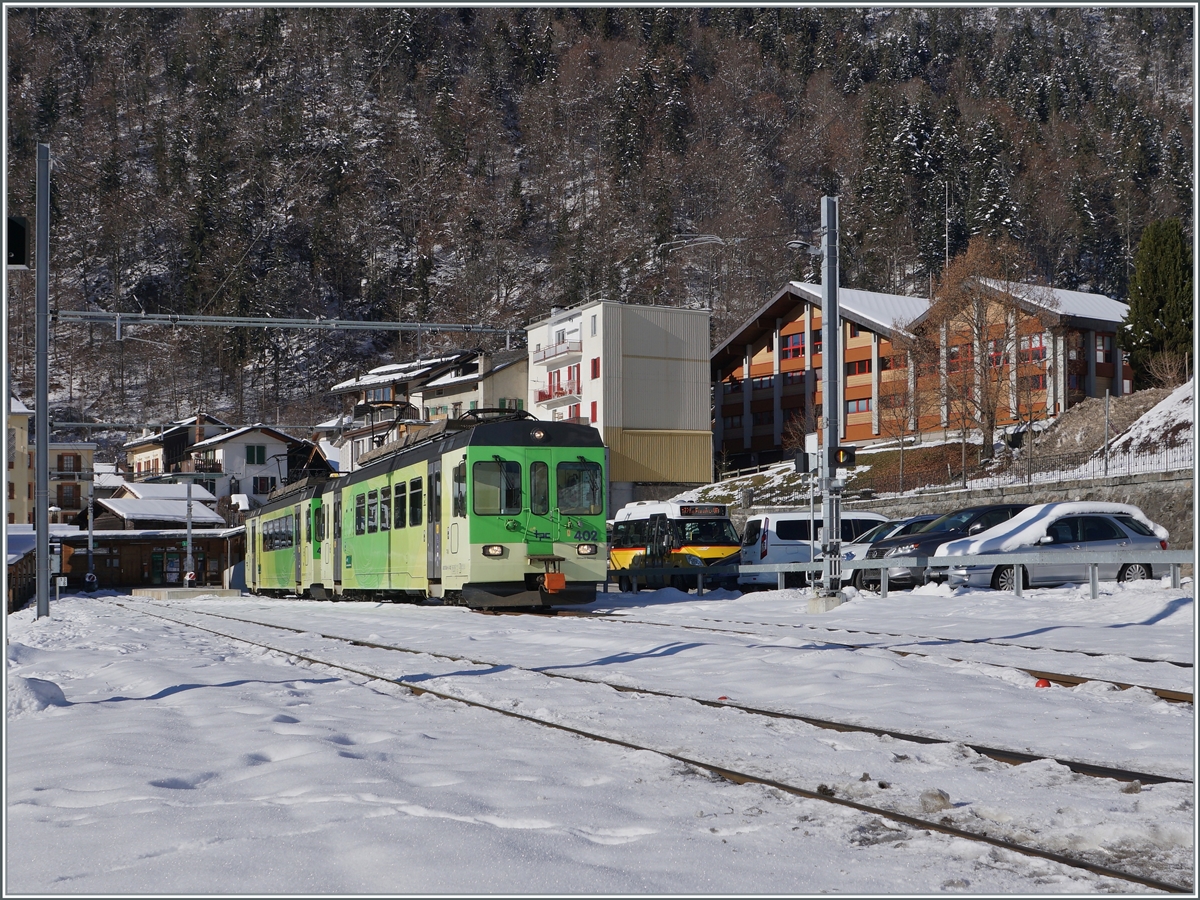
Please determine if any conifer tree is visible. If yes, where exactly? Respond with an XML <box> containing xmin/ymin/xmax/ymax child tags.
<box><xmin>1120</xmin><ymin>219</ymin><xmax>1193</xmax><ymax>388</ymax></box>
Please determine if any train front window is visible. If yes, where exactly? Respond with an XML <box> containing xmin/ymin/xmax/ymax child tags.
<box><xmin>556</xmin><ymin>461</ymin><xmax>602</xmax><ymax>516</ymax></box>
<box><xmin>473</xmin><ymin>460</ymin><xmax>522</xmax><ymax>515</ymax></box>
<box><xmin>530</xmin><ymin>462</ymin><xmax>549</xmax><ymax>516</ymax></box>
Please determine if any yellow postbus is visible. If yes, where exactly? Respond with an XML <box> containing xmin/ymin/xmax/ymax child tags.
<box><xmin>608</xmin><ymin>501</ymin><xmax>741</xmax><ymax>591</ymax></box>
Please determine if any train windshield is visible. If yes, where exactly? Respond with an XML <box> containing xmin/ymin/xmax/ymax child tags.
<box><xmin>474</xmin><ymin>460</ymin><xmax>523</xmax><ymax>515</ymax></box>
<box><xmin>557</xmin><ymin>461</ymin><xmax>603</xmax><ymax>516</ymax></box>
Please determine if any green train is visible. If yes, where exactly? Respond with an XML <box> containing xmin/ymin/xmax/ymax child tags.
<box><xmin>245</xmin><ymin>413</ymin><xmax>607</xmax><ymax>608</ymax></box>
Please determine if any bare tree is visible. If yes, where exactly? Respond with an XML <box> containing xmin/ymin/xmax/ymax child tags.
<box><xmin>1145</xmin><ymin>350</ymin><xmax>1189</xmax><ymax>388</ymax></box>
<box><xmin>876</xmin><ymin>323</ymin><xmax>939</xmax><ymax>491</ymax></box>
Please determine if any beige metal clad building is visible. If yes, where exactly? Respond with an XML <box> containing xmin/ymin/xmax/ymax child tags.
<box><xmin>527</xmin><ymin>300</ymin><xmax>712</xmax><ymax>514</ymax></box>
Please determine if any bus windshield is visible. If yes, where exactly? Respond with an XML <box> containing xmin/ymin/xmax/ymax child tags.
<box><xmin>675</xmin><ymin>518</ymin><xmax>740</xmax><ymax>545</ymax></box>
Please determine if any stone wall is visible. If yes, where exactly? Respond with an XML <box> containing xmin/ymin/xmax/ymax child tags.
<box><xmin>740</xmin><ymin>470</ymin><xmax>1194</xmax><ymax>549</ymax></box>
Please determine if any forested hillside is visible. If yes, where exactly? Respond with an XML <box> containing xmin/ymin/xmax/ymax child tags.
<box><xmin>5</xmin><ymin>7</ymin><xmax>1193</xmax><ymax>428</ymax></box>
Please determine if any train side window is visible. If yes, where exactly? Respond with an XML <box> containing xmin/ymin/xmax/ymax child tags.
<box><xmin>367</xmin><ymin>490</ymin><xmax>379</xmax><ymax>533</ymax></box>
<box><xmin>305</xmin><ymin>507</ymin><xmax>312</xmax><ymax>544</ymax></box>
<box><xmin>380</xmin><ymin>486</ymin><xmax>391</xmax><ymax>531</ymax></box>
<box><xmin>394</xmin><ymin>482</ymin><xmax>407</xmax><ymax>528</ymax></box>
<box><xmin>473</xmin><ymin>460</ymin><xmax>522</xmax><ymax>515</ymax></box>
<box><xmin>333</xmin><ymin>499</ymin><xmax>341</xmax><ymax>539</ymax></box>
<box><xmin>429</xmin><ymin>469</ymin><xmax>442</xmax><ymax>524</ymax></box>
<box><xmin>452</xmin><ymin>461</ymin><xmax>467</xmax><ymax>518</ymax></box>
<box><xmin>314</xmin><ymin>505</ymin><xmax>324</xmax><ymax>542</ymax></box>
<box><xmin>355</xmin><ymin>494</ymin><xmax>366</xmax><ymax>535</ymax></box>
<box><xmin>409</xmin><ymin>478</ymin><xmax>423</xmax><ymax>527</ymax></box>
<box><xmin>530</xmin><ymin>462</ymin><xmax>549</xmax><ymax>516</ymax></box>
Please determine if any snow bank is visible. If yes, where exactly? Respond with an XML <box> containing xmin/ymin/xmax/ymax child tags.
<box><xmin>7</xmin><ymin>675</ymin><xmax>69</xmax><ymax>716</ymax></box>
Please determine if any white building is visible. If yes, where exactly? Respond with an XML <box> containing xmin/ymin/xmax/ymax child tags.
<box><xmin>526</xmin><ymin>300</ymin><xmax>712</xmax><ymax>512</ymax></box>
<box><xmin>186</xmin><ymin>425</ymin><xmax>299</xmax><ymax>507</ymax></box>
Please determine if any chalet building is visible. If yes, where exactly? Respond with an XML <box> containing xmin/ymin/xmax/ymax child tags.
<box><xmin>186</xmin><ymin>425</ymin><xmax>330</xmax><ymax>507</ymax></box>
<box><xmin>526</xmin><ymin>299</ymin><xmax>712</xmax><ymax>512</ymax></box>
<box><xmin>123</xmin><ymin>413</ymin><xmax>231</xmax><ymax>478</ymax></box>
<box><xmin>711</xmin><ymin>280</ymin><xmax>1133</xmax><ymax>470</ymax></box>
<box><xmin>329</xmin><ymin>351</ymin><xmax>530</xmax><ymax>472</ymax></box>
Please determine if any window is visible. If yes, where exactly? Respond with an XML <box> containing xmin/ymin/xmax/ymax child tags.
<box><xmin>880</xmin><ymin>354</ymin><xmax>904</xmax><ymax>370</ymax></box>
<box><xmin>1081</xmin><ymin>516</ymin><xmax>1123</xmax><ymax>542</ymax></box>
<box><xmin>409</xmin><ymin>477</ymin><xmax>423</xmax><ymax>527</ymax></box>
<box><xmin>725</xmin><ymin>378</ymin><xmax>743</xmax><ymax>394</ymax></box>
<box><xmin>473</xmin><ymin>460</ymin><xmax>522</xmax><ymax>515</ymax></box>
<box><xmin>845</xmin><ymin>359</ymin><xmax>871</xmax><ymax>377</ymax></box>
<box><xmin>1096</xmin><ymin>334</ymin><xmax>1113</xmax><ymax>364</ymax></box>
<box><xmin>590</xmin><ymin>357</ymin><xmax>600</xmax><ymax>379</ymax></box>
<box><xmin>394</xmin><ymin>482</ymin><xmax>406</xmax><ymax>528</ymax></box>
<box><xmin>252</xmin><ymin>476</ymin><xmax>276</xmax><ymax>495</ymax></box>
<box><xmin>1020</xmin><ymin>373</ymin><xmax>1047</xmax><ymax>391</ymax></box>
<box><xmin>846</xmin><ymin>398</ymin><xmax>872</xmax><ymax>414</ymax></box>
<box><xmin>7</xmin><ymin>481</ymin><xmax>12</xmax><ymax>499</ymax></box>
<box><xmin>1068</xmin><ymin>373</ymin><xmax>1083</xmax><ymax>391</ymax></box>
<box><xmin>568</xmin><ymin>403</ymin><xmax>581</xmax><ymax>420</ymax></box>
<box><xmin>849</xmin><ymin>322</ymin><xmax>860</xmax><ymax>338</ymax></box>
<box><xmin>590</xmin><ymin>401</ymin><xmax>597</xmax><ymax>423</ymax></box>
<box><xmin>58</xmin><ymin>453</ymin><xmax>77</xmax><ymax>473</ymax></box>
<box><xmin>783</xmin><ymin>371</ymin><xmax>805</xmax><ymax>386</ymax></box>
<box><xmin>7</xmin><ymin>428</ymin><xmax>14</xmax><ymax>466</ymax></box>
<box><xmin>367</xmin><ymin>386</ymin><xmax>392</xmax><ymax>402</ymax></box>
<box><xmin>452</xmin><ymin>462</ymin><xmax>466</xmax><ymax>518</ymax></box>
<box><xmin>947</xmin><ymin>344</ymin><xmax>972</xmax><ymax>373</ymax></box>
<box><xmin>987</xmin><ymin>339</ymin><xmax>1006</xmax><ymax>368</ymax></box>
<box><xmin>590</xmin><ymin>314</ymin><xmax>597</xmax><ymax>336</ymax></box>
<box><xmin>1020</xmin><ymin>333</ymin><xmax>1047</xmax><ymax>363</ymax></box>
<box><xmin>530</xmin><ymin>461</ymin><xmax>549</xmax><ymax>516</ymax></box>
<box><xmin>751</xmin><ymin>375</ymin><xmax>773</xmax><ymax>390</ymax></box>
<box><xmin>355</xmin><ymin>494</ymin><xmax>366</xmax><ymax>535</ymax></box>
<box><xmin>752</xmin><ymin>410</ymin><xmax>773</xmax><ymax>425</ymax></box>
<box><xmin>380</xmin><ymin>485</ymin><xmax>392</xmax><ymax>530</ymax></box>
<box><xmin>315</xmin><ymin>504</ymin><xmax>325</xmax><ymax>542</ymax></box>
<box><xmin>555</xmin><ymin>328</ymin><xmax>566</xmax><ymax>344</ymax></box>
<box><xmin>306</xmin><ymin>507</ymin><xmax>312</xmax><ymax>543</ymax></box>
<box><xmin>364</xmin><ymin>489</ymin><xmax>379</xmax><ymax>532</ymax></box>
<box><xmin>556</xmin><ymin>461</ymin><xmax>603</xmax><ymax>516</ymax></box>
<box><xmin>723</xmin><ymin>415</ymin><xmax>743</xmax><ymax>429</ymax></box>
<box><xmin>781</xmin><ymin>333</ymin><xmax>803</xmax><ymax>360</ymax></box>
<box><xmin>246</xmin><ymin>445</ymin><xmax>266</xmax><ymax>465</ymax></box>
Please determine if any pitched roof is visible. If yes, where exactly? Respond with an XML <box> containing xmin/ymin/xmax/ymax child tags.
<box><xmin>114</xmin><ymin>482</ymin><xmax>217</xmax><ymax>502</ymax></box>
<box><xmin>96</xmin><ymin>498</ymin><xmax>227</xmax><ymax>525</ymax></box>
<box><xmin>329</xmin><ymin>354</ymin><xmax>472</xmax><ymax>394</ymax></box>
<box><xmin>189</xmin><ymin>424</ymin><xmax>301</xmax><ymax>450</ymax></box>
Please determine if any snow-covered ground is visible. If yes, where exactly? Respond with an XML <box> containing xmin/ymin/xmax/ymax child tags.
<box><xmin>7</xmin><ymin>580</ymin><xmax>1195</xmax><ymax>894</ymax></box>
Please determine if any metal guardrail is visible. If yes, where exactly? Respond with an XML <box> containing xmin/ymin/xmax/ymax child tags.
<box><xmin>607</xmin><ymin>549</ymin><xmax>1193</xmax><ymax>600</ymax></box>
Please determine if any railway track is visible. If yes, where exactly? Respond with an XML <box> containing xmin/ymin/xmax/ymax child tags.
<box><xmin>125</xmin><ymin>602</ymin><xmax>1189</xmax><ymax>785</ymax></box>
<box><xmin>493</xmin><ymin>608</ymin><xmax>1195</xmax><ymax>704</ymax></box>
<box><xmin>118</xmin><ymin>600</ymin><xmax>1192</xmax><ymax>894</ymax></box>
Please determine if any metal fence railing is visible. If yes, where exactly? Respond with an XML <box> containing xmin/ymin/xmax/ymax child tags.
<box><xmin>607</xmin><ymin>548</ymin><xmax>1193</xmax><ymax>600</ymax></box>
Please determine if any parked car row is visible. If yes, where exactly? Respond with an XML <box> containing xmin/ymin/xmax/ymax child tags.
<box><xmin>609</xmin><ymin>498</ymin><xmax>1169</xmax><ymax>595</ymax></box>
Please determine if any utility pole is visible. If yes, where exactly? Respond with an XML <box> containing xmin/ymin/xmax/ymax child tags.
<box><xmin>817</xmin><ymin>195</ymin><xmax>844</xmax><ymax>608</ymax></box>
<box><xmin>35</xmin><ymin>143</ymin><xmax>51</xmax><ymax>619</ymax></box>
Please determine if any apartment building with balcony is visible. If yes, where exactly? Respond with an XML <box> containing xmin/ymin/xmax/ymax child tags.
<box><xmin>711</xmin><ymin>280</ymin><xmax>1134</xmax><ymax>470</ymax></box>
<box><xmin>7</xmin><ymin>395</ymin><xmax>97</xmax><ymax>524</ymax></box>
<box><xmin>527</xmin><ymin>300</ymin><xmax>712</xmax><ymax>513</ymax></box>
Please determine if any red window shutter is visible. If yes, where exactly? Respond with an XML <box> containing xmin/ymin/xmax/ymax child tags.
<box><xmin>590</xmin><ymin>401</ymin><xmax>597</xmax><ymax>423</ymax></box>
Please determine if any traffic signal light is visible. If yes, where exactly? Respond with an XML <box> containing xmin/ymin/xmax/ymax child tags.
<box><xmin>829</xmin><ymin>445</ymin><xmax>856</xmax><ymax>467</ymax></box>
<box><xmin>7</xmin><ymin>216</ymin><xmax>28</xmax><ymax>269</ymax></box>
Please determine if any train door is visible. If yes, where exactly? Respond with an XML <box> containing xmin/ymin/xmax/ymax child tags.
<box><xmin>248</xmin><ymin>521</ymin><xmax>257</xmax><ymax>590</ymax></box>
<box><xmin>293</xmin><ymin>506</ymin><xmax>302</xmax><ymax>587</ymax></box>
<box><xmin>427</xmin><ymin>460</ymin><xmax>442</xmax><ymax>583</ymax></box>
<box><xmin>333</xmin><ymin>497</ymin><xmax>342</xmax><ymax>583</ymax></box>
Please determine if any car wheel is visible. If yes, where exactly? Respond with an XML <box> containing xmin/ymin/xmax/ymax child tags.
<box><xmin>991</xmin><ymin>565</ymin><xmax>1027</xmax><ymax>592</ymax></box>
<box><xmin>848</xmin><ymin>570</ymin><xmax>862</xmax><ymax>590</ymax></box>
<box><xmin>1118</xmin><ymin>563</ymin><xmax>1152</xmax><ymax>582</ymax></box>
<box><xmin>618</xmin><ymin>576</ymin><xmax>633</xmax><ymax>593</ymax></box>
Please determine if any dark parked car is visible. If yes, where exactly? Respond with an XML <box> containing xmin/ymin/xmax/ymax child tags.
<box><xmin>839</xmin><ymin>514</ymin><xmax>940</xmax><ymax>589</ymax></box>
<box><xmin>861</xmin><ymin>504</ymin><xmax>1028</xmax><ymax>588</ymax></box>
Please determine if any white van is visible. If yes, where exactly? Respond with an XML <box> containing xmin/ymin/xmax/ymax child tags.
<box><xmin>739</xmin><ymin>510</ymin><xmax>888</xmax><ymax>589</ymax></box>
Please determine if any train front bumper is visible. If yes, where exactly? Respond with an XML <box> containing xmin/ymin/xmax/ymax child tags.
<box><xmin>462</xmin><ymin>581</ymin><xmax>597</xmax><ymax>609</ymax></box>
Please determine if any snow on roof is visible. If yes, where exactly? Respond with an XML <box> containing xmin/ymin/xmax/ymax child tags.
<box><xmin>189</xmin><ymin>424</ymin><xmax>299</xmax><ymax>450</ymax></box>
<box><xmin>329</xmin><ymin>355</ymin><xmax>466</xmax><ymax>393</ymax></box>
<box><xmin>95</xmin><ymin>473</ymin><xmax>127</xmax><ymax>489</ymax></box>
<box><xmin>7</xmin><ymin>524</ymin><xmax>81</xmax><ymax>560</ymax></box>
<box><xmin>117</xmin><ymin>482</ymin><xmax>217</xmax><ymax>502</ymax></box>
<box><xmin>230</xmin><ymin>493</ymin><xmax>252</xmax><ymax>512</ymax></box>
<box><xmin>934</xmin><ymin>501</ymin><xmax>1167</xmax><ymax>556</ymax></box>
<box><xmin>790</xmin><ymin>282</ymin><xmax>931</xmax><ymax>335</ymax></box>
<box><xmin>979</xmin><ymin>279</ymin><xmax>1129</xmax><ymax>325</ymax></box>
<box><xmin>10</xmin><ymin>395</ymin><xmax>32</xmax><ymax>415</ymax></box>
<box><xmin>96</xmin><ymin>498</ymin><xmax>227</xmax><ymax>525</ymax></box>
<box><xmin>317</xmin><ymin>440</ymin><xmax>341</xmax><ymax>472</ymax></box>
<box><xmin>422</xmin><ymin>369</ymin><xmax>480</xmax><ymax>389</ymax></box>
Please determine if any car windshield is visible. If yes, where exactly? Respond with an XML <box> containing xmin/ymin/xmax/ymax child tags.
<box><xmin>854</xmin><ymin>521</ymin><xmax>897</xmax><ymax>544</ymax></box>
<box><xmin>916</xmin><ymin>509</ymin><xmax>980</xmax><ymax>533</ymax></box>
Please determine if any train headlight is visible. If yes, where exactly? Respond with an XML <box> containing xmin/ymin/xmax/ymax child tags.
<box><xmin>576</xmin><ymin>543</ymin><xmax>598</xmax><ymax>556</ymax></box>
<box><xmin>482</xmin><ymin>544</ymin><xmax>505</xmax><ymax>558</ymax></box>
<box><xmin>530</xmin><ymin>428</ymin><xmax>547</xmax><ymax>442</ymax></box>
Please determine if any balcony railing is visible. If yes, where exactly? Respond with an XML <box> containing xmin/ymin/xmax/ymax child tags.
<box><xmin>177</xmin><ymin>458</ymin><xmax>224</xmax><ymax>474</ymax></box>
<box><xmin>532</xmin><ymin>340</ymin><xmax>582</xmax><ymax>364</ymax></box>
<box><xmin>535</xmin><ymin>379</ymin><xmax>581</xmax><ymax>403</ymax></box>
